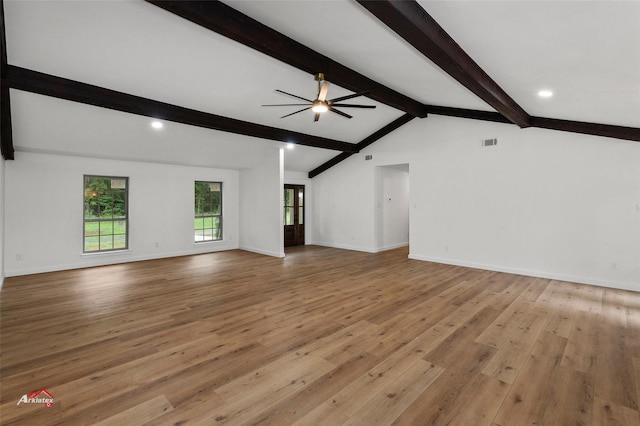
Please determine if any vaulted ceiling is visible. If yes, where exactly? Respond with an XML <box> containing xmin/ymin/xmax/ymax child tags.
<box><xmin>2</xmin><ymin>0</ymin><xmax>639</xmax><ymax>176</ymax></box>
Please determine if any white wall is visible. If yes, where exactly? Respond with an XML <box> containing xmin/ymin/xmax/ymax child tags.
<box><xmin>239</xmin><ymin>148</ymin><xmax>284</xmax><ymax>257</ymax></box>
<box><xmin>312</xmin><ymin>142</ymin><xmax>414</xmax><ymax>252</ymax></box>
<box><xmin>312</xmin><ymin>155</ymin><xmax>377</xmax><ymax>252</ymax></box>
<box><xmin>311</xmin><ymin>116</ymin><xmax>640</xmax><ymax>291</ymax></box>
<box><xmin>375</xmin><ymin>165</ymin><xmax>409</xmax><ymax>251</ymax></box>
<box><xmin>0</xmin><ymin>157</ymin><xmax>5</xmax><ymax>289</ymax></box>
<box><xmin>3</xmin><ymin>152</ymin><xmax>240</xmax><ymax>276</ymax></box>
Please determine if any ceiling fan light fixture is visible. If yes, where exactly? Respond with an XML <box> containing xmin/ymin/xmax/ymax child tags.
<box><xmin>311</xmin><ymin>101</ymin><xmax>328</xmax><ymax>113</ymax></box>
<box><xmin>264</xmin><ymin>74</ymin><xmax>374</xmax><ymax>121</ymax></box>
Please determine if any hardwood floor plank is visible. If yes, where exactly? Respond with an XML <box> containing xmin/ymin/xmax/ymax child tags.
<box><xmin>481</xmin><ymin>311</ymin><xmax>549</xmax><ymax>384</ymax></box>
<box><xmin>207</xmin><ymin>353</ymin><xmax>335</xmax><ymax>424</ymax></box>
<box><xmin>141</xmin><ymin>390</ymin><xmax>227</xmax><ymax>426</ymax></box>
<box><xmin>635</xmin><ymin>357</ymin><xmax>640</xmax><ymax>414</ymax></box>
<box><xmin>301</xmin><ymin>320</ymin><xmax>378</xmax><ymax>364</ymax></box>
<box><xmin>626</xmin><ymin>294</ymin><xmax>640</xmax><ymax>358</ymax></box>
<box><xmin>595</xmin><ymin>321</ymin><xmax>639</xmax><ymax>410</ymax></box>
<box><xmin>308</xmin><ymin>344</ymin><xmax>428</xmax><ymax>421</ymax></box>
<box><xmin>92</xmin><ymin>395</ymin><xmax>174</xmax><ymax>426</ymax></box>
<box><xmin>601</xmin><ymin>287</ymin><xmax>629</xmax><ymax>327</ymax></box>
<box><xmin>345</xmin><ymin>359</ymin><xmax>443</xmax><ymax>425</ymax></box>
<box><xmin>541</xmin><ymin>366</ymin><xmax>594</xmax><ymax>426</ymax></box>
<box><xmin>1</xmin><ymin>246</ymin><xmax>638</xmax><ymax>425</ymax></box>
<box><xmin>543</xmin><ymin>280</ymin><xmax>585</xmax><ymax>338</ymax></box>
<box><xmin>0</xmin><ymin>335</ymin><xmax>159</xmax><ymax>401</ymax></box>
<box><xmin>214</xmin><ymin>352</ymin><xmax>334</xmax><ymax>406</ymax></box>
<box><xmin>292</xmin><ymin>402</ymin><xmax>349</xmax><ymax>426</ymax></box>
<box><xmin>577</xmin><ymin>283</ymin><xmax>604</xmax><ymax>314</ymax></box>
<box><xmin>428</xmin><ymin>305</ymin><xmax>499</xmax><ymax>356</ymax></box>
<box><xmin>492</xmin><ymin>331</ymin><xmax>567</xmax><ymax>425</ymax></box>
<box><xmin>250</xmin><ymin>351</ymin><xmax>381</xmax><ymax>425</ymax></box>
<box><xmin>561</xmin><ymin>310</ymin><xmax>600</xmax><ymax>375</ymax></box>
<box><xmin>391</xmin><ymin>342</ymin><xmax>496</xmax><ymax>425</ymax></box>
<box><xmin>424</xmin><ymin>373</ymin><xmax>509</xmax><ymax>426</ymax></box>
<box><xmin>0</xmin><ymin>334</ymin><xmax>240</xmax><ymax>424</ymax></box>
<box><xmin>592</xmin><ymin>397</ymin><xmax>640</xmax><ymax>426</ymax></box>
<box><xmin>0</xmin><ymin>313</ymin><xmax>176</xmax><ymax>367</ymax></box>
<box><xmin>474</xmin><ymin>277</ymin><xmax>548</xmax><ymax>348</ymax></box>
<box><xmin>396</xmin><ymin>279</ymin><xmax>518</xmax><ymax>360</ymax></box>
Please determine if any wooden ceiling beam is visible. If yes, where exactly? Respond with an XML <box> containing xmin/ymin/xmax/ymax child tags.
<box><xmin>309</xmin><ymin>113</ymin><xmax>414</xmax><ymax>178</ymax></box>
<box><xmin>0</xmin><ymin>0</ymin><xmax>14</xmax><ymax>160</ymax></box>
<box><xmin>145</xmin><ymin>0</ymin><xmax>428</xmax><ymax>118</ymax></box>
<box><xmin>4</xmin><ymin>66</ymin><xmax>358</xmax><ymax>153</ymax></box>
<box><xmin>308</xmin><ymin>152</ymin><xmax>354</xmax><ymax>179</ymax></box>
<box><xmin>426</xmin><ymin>105</ymin><xmax>639</xmax><ymax>142</ymax></box>
<box><xmin>530</xmin><ymin>116</ymin><xmax>640</xmax><ymax>142</ymax></box>
<box><xmin>356</xmin><ymin>0</ymin><xmax>531</xmax><ymax>128</ymax></box>
<box><xmin>424</xmin><ymin>105</ymin><xmax>511</xmax><ymax>124</ymax></box>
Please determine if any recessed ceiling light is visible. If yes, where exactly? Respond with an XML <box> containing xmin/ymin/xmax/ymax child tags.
<box><xmin>286</xmin><ymin>143</ymin><xmax>295</xmax><ymax>150</ymax></box>
<box><xmin>151</xmin><ymin>120</ymin><xmax>163</xmax><ymax>129</ymax></box>
<box><xmin>538</xmin><ymin>90</ymin><xmax>553</xmax><ymax>98</ymax></box>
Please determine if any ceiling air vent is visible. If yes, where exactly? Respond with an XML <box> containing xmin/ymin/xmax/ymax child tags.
<box><xmin>482</xmin><ymin>138</ymin><xmax>498</xmax><ymax>147</ymax></box>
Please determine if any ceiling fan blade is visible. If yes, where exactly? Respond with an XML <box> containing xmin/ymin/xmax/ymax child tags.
<box><xmin>275</xmin><ymin>89</ymin><xmax>313</xmax><ymax>103</ymax></box>
<box><xmin>328</xmin><ymin>91</ymin><xmax>369</xmax><ymax>103</ymax></box>
<box><xmin>329</xmin><ymin>107</ymin><xmax>353</xmax><ymax>119</ymax></box>
<box><xmin>314</xmin><ymin>112</ymin><xmax>321</xmax><ymax>122</ymax></box>
<box><xmin>262</xmin><ymin>103</ymin><xmax>311</xmax><ymax>107</ymax></box>
<box><xmin>330</xmin><ymin>104</ymin><xmax>377</xmax><ymax>109</ymax></box>
<box><xmin>318</xmin><ymin>81</ymin><xmax>330</xmax><ymax>102</ymax></box>
<box><xmin>280</xmin><ymin>107</ymin><xmax>311</xmax><ymax>119</ymax></box>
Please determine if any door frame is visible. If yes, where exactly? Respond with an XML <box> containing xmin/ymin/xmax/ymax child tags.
<box><xmin>284</xmin><ymin>184</ymin><xmax>305</xmax><ymax>247</ymax></box>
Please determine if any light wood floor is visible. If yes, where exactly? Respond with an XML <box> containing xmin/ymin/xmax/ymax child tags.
<box><xmin>1</xmin><ymin>246</ymin><xmax>639</xmax><ymax>425</ymax></box>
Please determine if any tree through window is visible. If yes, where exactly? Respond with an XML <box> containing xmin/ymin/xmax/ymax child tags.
<box><xmin>195</xmin><ymin>181</ymin><xmax>222</xmax><ymax>242</ymax></box>
<box><xmin>83</xmin><ymin>175</ymin><xmax>128</xmax><ymax>253</ymax></box>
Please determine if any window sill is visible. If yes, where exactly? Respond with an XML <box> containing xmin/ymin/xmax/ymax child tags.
<box><xmin>193</xmin><ymin>239</ymin><xmax>225</xmax><ymax>246</ymax></box>
<box><xmin>81</xmin><ymin>249</ymin><xmax>131</xmax><ymax>257</ymax></box>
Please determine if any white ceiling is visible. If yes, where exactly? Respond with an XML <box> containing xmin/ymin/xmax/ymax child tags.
<box><xmin>4</xmin><ymin>0</ymin><xmax>639</xmax><ymax>172</ymax></box>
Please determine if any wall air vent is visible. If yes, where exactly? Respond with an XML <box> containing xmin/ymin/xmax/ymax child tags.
<box><xmin>365</xmin><ymin>155</ymin><xmax>373</xmax><ymax>160</ymax></box>
<box><xmin>482</xmin><ymin>138</ymin><xmax>498</xmax><ymax>147</ymax></box>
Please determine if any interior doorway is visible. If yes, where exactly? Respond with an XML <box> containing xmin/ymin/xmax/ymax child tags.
<box><xmin>375</xmin><ymin>164</ymin><xmax>410</xmax><ymax>251</ymax></box>
<box><xmin>284</xmin><ymin>184</ymin><xmax>305</xmax><ymax>247</ymax></box>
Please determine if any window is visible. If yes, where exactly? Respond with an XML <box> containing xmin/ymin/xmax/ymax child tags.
<box><xmin>83</xmin><ymin>175</ymin><xmax>128</xmax><ymax>253</ymax></box>
<box><xmin>195</xmin><ymin>181</ymin><xmax>222</xmax><ymax>242</ymax></box>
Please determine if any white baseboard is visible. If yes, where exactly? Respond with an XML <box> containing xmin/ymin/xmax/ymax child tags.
<box><xmin>374</xmin><ymin>242</ymin><xmax>409</xmax><ymax>253</ymax></box>
<box><xmin>310</xmin><ymin>241</ymin><xmax>408</xmax><ymax>254</ymax></box>
<box><xmin>408</xmin><ymin>253</ymin><xmax>639</xmax><ymax>293</ymax></box>
<box><xmin>310</xmin><ymin>241</ymin><xmax>377</xmax><ymax>253</ymax></box>
<box><xmin>239</xmin><ymin>246</ymin><xmax>285</xmax><ymax>258</ymax></box>
<box><xmin>4</xmin><ymin>243</ymin><xmax>240</xmax><ymax>277</ymax></box>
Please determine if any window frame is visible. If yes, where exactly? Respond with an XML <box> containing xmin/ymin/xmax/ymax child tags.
<box><xmin>194</xmin><ymin>181</ymin><xmax>223</xmax><ymax>243</ymax></box>
<box><xmin>83</xmin><ymin>175</ymin><xmax>129</xmax><ymax>254</ymax></box>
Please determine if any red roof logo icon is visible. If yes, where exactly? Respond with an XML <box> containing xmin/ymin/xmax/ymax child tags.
<box><xmin>28</xmin><ymin>388</ymin><xmax>54</xmax><ymax>399</ymax></box>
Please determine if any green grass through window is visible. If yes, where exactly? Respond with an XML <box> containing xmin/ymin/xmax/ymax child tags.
<box><xmin>84</xmin><ymin>220</ymin><xmax>127</xmax><ymax>252</ymax></box>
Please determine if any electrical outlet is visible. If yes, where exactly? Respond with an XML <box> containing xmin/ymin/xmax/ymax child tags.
<box><xmin>611</xmin><ymin>262</ymin><xmax>618</xmax><ymax>270</ymax></box>
<box><xmin>154</xmin><ymin>242</ymin><xmax>160</xmax><ymax>248</ymax></box>
<box><xmin>16</xmin><ymin>254</ymin><xmax>23</xmax><ymax>261</ymax></box>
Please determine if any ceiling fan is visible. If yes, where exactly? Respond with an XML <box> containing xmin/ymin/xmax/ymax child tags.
<box><xmin>262</xmin><ymin>73</ymin><xmax>376</xmax><ymax>122</ymax></box>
